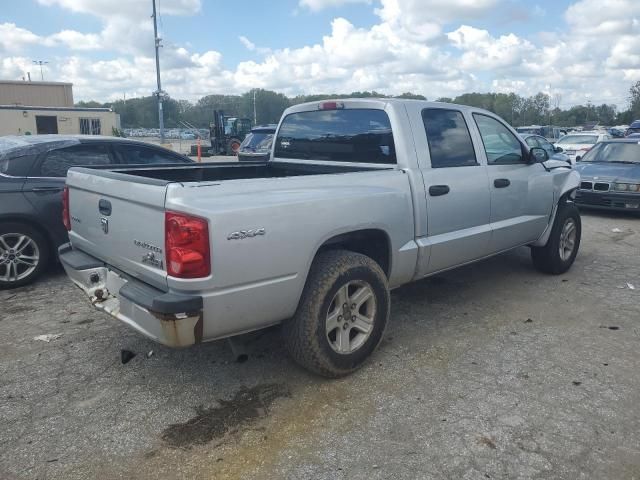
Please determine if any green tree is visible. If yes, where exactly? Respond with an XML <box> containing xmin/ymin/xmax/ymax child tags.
<box><xmin>629</xmin><ymin>80</ymin><xmax>640</xmax><ymax>120</ymax></box>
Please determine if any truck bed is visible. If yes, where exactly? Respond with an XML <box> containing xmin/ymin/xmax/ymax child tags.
<box><xmin>79</xmin><ymin>161</ymin><xmax>390</xmax><ymax>184</ymax></box>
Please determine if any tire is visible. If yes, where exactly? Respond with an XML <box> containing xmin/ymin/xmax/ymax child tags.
<box><xmin>228</xmin><ymin>138</ymin><xmax>241</xmax><ymax>155</ymax></box>
<box><xmin>531</xmin><ymin>201</ymin><xmax>581</xmax><ymax>275</ymax></box>
<box><xmin>0</xmin><ymin>222</ymin><xmax>50</xmax><ymax>289</ymax></box>
<box><xmin>283</xmin><ymin>249</ymin><xmax>390</xmax><ymax>378</ymax></box>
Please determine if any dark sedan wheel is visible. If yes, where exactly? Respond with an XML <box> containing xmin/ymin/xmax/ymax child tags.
<box><xmin>0</xmin><ymin>223</ymin><xmax>50</xmax><ymax>289</ymax></box>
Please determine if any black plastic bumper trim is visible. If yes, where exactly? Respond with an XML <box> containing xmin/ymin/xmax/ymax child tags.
<box><xmin>119</xmin><ymin>280</ymin><xmax>203</xmax><ymax>314</ymax></box>
<box><xmin>58</xmin><ymin>243</ymin><xmax>104</xmax><ymax>270</ymax></box>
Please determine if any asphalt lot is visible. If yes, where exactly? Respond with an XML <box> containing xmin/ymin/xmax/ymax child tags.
<box><xmin>1</xmin><ymin>210</ymin><xmax>639</xmax><ymax>480</ymax></box>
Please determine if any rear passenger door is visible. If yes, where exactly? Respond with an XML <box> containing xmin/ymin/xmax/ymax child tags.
<box><xmin>22</xmin><ymin>144</ymin><xmax>114</xmax><ymax>247</ymax></box>
<box><xmin>418</xmin><ymin>108</ymin><xmax>492</xmax><ymax>274</ymax></box>
<box><xmin>114</xmin><ymin>144</ymin><xmax>191</xmax><ymax>165</ymax></box>
<box><xmin>472</xmin><ymin>114</ymin><xmax>554</xmax><ymax>252</ymax></box>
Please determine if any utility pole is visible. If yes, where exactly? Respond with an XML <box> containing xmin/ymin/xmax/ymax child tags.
<box><xmin>151</xmin><ymin>0</ymin><xmax>165</xmax><ymax>143</ymax></box>
<box><xmin>253</xmin><ymin>89</ymin><xmax>257</xmax><ymax>125</ymax></box>
<box><xmin>32</xmin><ymin>60</ymin><xmax>48</xmax><ymax>81</ymax></box>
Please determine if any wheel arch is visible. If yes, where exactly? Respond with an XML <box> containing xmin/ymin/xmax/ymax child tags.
<box><xmin>313</xmin><ymin>228</ymin><xmax>392</xmax><ymax>278</ymax></box>
<box><xmin>531</xmin><ymin>170</ymin><xmax>580</xmax><ymax>248</ymax></box>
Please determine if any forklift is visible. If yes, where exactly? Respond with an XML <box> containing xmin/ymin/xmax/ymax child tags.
<box><xmin>190</xmin><ymin>110</ymin><xmax>252</xmax><ymax>157</ymax></box>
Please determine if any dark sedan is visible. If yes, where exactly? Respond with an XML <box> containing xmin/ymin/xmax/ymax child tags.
<box><xmin>574</xmin><ymin>138</ymin><xmax>640</xmax><ymax>213</ymax></box>
<box><xmin>0</xmin><ymin>135</ymin><xmax>193</xmax><ymax>289</ymax></box>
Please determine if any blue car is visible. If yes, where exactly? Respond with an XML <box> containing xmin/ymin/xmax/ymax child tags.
<box><xmin>625</xmin><ymin>120</ymin><xmax>640</xmax><ymax>137</ymax></box>
<box><xmin>574</xmin><ymin>138</ymin><xmax>640</xmax><ymax>213</ymax></box>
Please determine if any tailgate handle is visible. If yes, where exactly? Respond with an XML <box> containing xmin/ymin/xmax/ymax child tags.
<box><xmin>31</xmin><ymin>186</ymin><xmax>63</xmax><ymax>193</ymax></box>
<box><xmin>98</xmin><ymin>199</ymin><xmax>112</xmax><ymax>216</ymax></box>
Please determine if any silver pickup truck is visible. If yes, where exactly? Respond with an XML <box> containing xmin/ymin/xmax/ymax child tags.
<box><xmin>60</xmin><ymin>99</ymin><xmax>581</xmax><ymax>377</ymax></box>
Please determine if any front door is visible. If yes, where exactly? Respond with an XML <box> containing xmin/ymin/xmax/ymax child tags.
<box><xmin>35</xmin><ymin>116</ymin><xmax>58</xmax><ymax>134</ymax></box>
<box><xmin>472</xmin><ymin>114</ymin><xmax>554</xmax><ymax>253</ymax></box>
<box><xmin>417</xmin><ymin>108</ymin><xmax>492</xmax><ymax>275</ymax></box>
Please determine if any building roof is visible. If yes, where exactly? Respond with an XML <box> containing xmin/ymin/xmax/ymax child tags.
<box><xmin>0</xmin><ymin>105</ymin><xmax>113</xmax><ymax>112</ymax></box>
<box><xmin>0</xmin><ymin>80</ymin><xmax>73</xmax><ymax>87</ymax></box>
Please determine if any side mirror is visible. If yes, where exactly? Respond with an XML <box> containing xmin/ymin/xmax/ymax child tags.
<box><xmin>554</xmin><ymin>146</ymin><xmax>563</xmax><ymax>153</ymax></box>
<box><xmin>529</xmin><ymin>147</ymin><xmax>548</xmax><ymax>163</ymax></box>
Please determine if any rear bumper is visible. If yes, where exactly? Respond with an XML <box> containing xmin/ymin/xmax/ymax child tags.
<box><xmin>59</xmin><ymin>244</ymin><xmax>203</xmax><ymax>347</ymax></box>
<box><xmin>575</xmin><ymin>191</ymin><xmax>640</xmax><ymax>212</ymax></box>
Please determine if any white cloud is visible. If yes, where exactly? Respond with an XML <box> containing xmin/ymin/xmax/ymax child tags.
<box><xmin>0</xmin><ymin>23</ymin><xmax>42</xmax><ymax>53</ymax></box>
<box><xmin>239</xmin><ymin>36</ymin><xmax>256</xmax><ymax>51</ymax></box>
<box><xmin>448</xmin><ymin>26</ymin><xmax>536</xmax><ymax>70</ymax></box>
<box><xmin>1</xmin><ymin>0</ymin><xmax>638</xmax><ymax>110</ymax></box>
<box><xmin>299</xmin><ymin>0</ymin><xmax>371</xmax><ymax>12</ymax></box>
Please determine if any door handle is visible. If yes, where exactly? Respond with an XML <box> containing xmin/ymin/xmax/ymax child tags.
<box><xmin>494</xmin><ymin>178</ymin><xmax>510</xmax><ymax>188</ymax></box>
<box><xmin>31</xmin><ymin>186</ymin><xmax>63</xmax><ymax>193</ymax></box>
<box><xmin>429</xmin><ymin>185</ymin><xmax>450</xmax><ymax>196</ymax></box>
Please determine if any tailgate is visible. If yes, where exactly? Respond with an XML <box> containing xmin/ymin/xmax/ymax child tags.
<box><xmin>66</xmin><ymin>168</ymin><xmax>170</xmax><ymax>289</ymax></box>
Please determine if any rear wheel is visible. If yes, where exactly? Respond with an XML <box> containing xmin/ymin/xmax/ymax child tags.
<box><xmin>531</xmin><ymin>202</ymin><xmax>581</xmax><ymax>274</ymax></box>
<box><xmin>0</xmin><ymin>223</ymin><xmax>50</xmax><ymax>289</ymax></box>
<box><xmin>284</xmin><ymin>250</ymin><xmax>390</xmax><ymax>377</ymax></box>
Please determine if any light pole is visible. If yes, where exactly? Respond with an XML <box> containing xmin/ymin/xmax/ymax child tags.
<box><xmin>151</xmin><ymin>0</ymin><xmax>165</xmax><ymax>143</ymax></box>
<box><xmin>253</xmin><ymin>89</ymin><xmax>257</xmax><ymax>125</ymax></box>
<box><xmin>32</xmin><ymin>60</ymin><xmax>48</xmax><ymax>81</ymax></box>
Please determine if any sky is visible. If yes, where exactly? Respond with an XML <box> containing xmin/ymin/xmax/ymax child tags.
<box><xmin>1</xmin><ymin>0</ymin><xmax>639</xmax><ymax>109</ymax></box>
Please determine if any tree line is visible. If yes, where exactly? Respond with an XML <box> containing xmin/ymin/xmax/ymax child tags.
<box><xmin>77</xmin><ymin>81</ymin><xmax>640</xmax><ymax>129</ymax></box>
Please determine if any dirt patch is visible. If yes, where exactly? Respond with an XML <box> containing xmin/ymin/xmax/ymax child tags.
<box><xmin>161</xmin><ymin>383</ymin><xmax>291</xmax><ymax>448</ymax></box>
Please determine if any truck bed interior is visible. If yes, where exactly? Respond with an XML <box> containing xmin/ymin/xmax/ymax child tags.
<box><xmin>106</xmin><ymin>161</ymin><xmax>390</xmax><ymax>183</ymax></box>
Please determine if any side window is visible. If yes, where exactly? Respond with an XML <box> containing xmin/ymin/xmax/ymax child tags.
<box><xmin>421</xmin><ymin>109</ymin><xmax>477</xmax><ymax>168</ymax></box>
<box><xmin>524</xmin><ymin>136</ymin><xmax>539</xmax><ymax>148</ymax></box>
<box><xmin>119</xmin><ymin>145</ymin><xmax>189</xmax><ymax>165</ymax></box>
<box><xmin>38</xmin><ymin>145</ymin><xmax>111</xmax><ymax>177</ymax></box>
<box><xmin>537</xmin><ymin>137</ymin><xmax>555</xmax><ymax>156</ymax></box>
<box><xmin>473</xmin><ymin>114</ymin><xmax>525</xmax><ymax>165</ymax></box>
<box><xmin>1</xmin><ymin>155</ymin><xmax>37</xmax><ymax>177</ymax></box>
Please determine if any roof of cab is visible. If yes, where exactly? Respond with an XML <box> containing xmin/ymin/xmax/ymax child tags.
<box><xmin>284</xmin><ymin>97</ymin><xmax>490</xmax><ymax>116</ymax></box>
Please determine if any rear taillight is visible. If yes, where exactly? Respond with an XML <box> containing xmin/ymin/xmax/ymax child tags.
<box><xmin>165</xmin><ymin>211</ymin><xmax>210</xmax><ymax>278</ymax></box>
<box><xmin>62</xmin><ymin>186</ymin><xmax>71</xmax><ymax>231</ymax></box>
<box><xmin>318</xmin><ymin>101</ymin><xmax>344</xmax><ymax>110</ymax></box>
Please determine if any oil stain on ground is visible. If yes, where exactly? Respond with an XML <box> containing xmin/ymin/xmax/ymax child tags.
<box><xmin>161</xmin><ymin>383</ymin><xmax>291</xmax><ymax>448</ymax></box>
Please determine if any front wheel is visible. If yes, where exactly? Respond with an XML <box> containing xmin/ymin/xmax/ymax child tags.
<box><xmin>283</xmin><ymin>250</ymin><xmax>390</xmax><ymax>377</ymax></box>
<box><xmin>531</xmin><ymin>202</ymin><xmax>581</xmax><ymax>274</ymax></box>
<box><xmin>0</xmin><ymin>223</ymin><xmax>50</xmax><ymax>289</ymax></box>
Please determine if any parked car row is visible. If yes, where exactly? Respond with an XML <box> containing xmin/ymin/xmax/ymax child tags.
<box><xmin>0</xmin><ymin>135</ymin><xmax>193</xmax><ymax>289</ymax></box>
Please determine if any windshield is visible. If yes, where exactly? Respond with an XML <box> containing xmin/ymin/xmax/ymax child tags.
<box><xmin>557</xmin><ymin>135</ymin><xmax>598</xmax><ymax>145</ymax></box>
<box><xmin>240</xmin><ymin>132</ymin><xmax>274</xmax><ymax>152</ymax></box>
<box><xmin>580</xmin><ymin>142</ymin><xmax>640</xmax><ymax>163</ymax></box>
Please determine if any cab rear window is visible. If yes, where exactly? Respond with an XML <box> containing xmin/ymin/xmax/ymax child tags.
<box><xmin>274</xmin><ymin>109</ymin><xmax>396</xmax><ymax>164</ymax></box>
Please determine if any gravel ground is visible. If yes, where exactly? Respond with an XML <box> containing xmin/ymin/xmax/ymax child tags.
<box><xmin>1</xmin><ymin>210</ymin><xmax>639</xmax><ymax>480</ymax></box>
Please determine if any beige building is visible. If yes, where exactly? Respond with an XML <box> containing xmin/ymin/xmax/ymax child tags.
<box><xmin>0</xmin><ymin>80</ymin><xmax>74</xmax><ymax>107</ymax></box>
<box><xmin>0</xmin><ymin>80</ymin><xmax>120</xmax><ymax>137</ymax></box>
